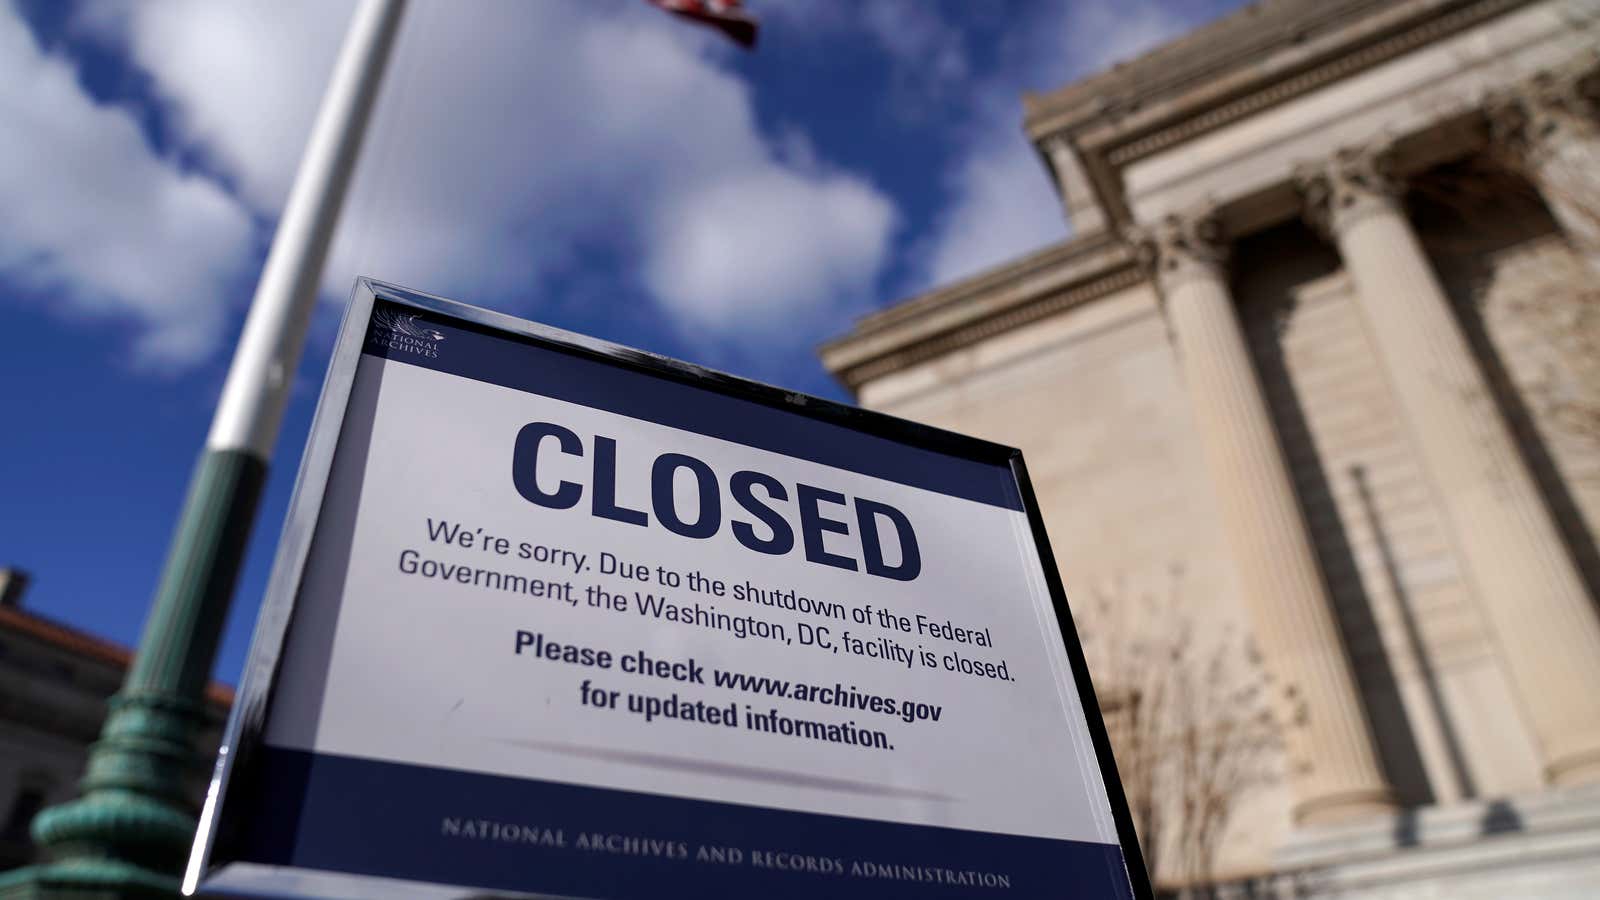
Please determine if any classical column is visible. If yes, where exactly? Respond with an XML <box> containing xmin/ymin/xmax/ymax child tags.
<box><xmin>1136</xmin><ymin>210</ymin><xmax>1396</xmax><ymax>824</ymax></box>
<box><xmin>1488</xmin><ymin>56</ymin><xmax>1600</xmax><ymax>271</ymax></box>
<box><xmin>1298</xmin><ymin>142</ymin><xmax>1600</xmax><ymax>786</ymax></box>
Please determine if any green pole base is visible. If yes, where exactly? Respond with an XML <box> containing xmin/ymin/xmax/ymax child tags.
<box><xmin>0</xmin><ymin>692</ymin><xmax>207</xmax><ymax>900</ymax></box>
<box><xmin>0</xmin><ymin>857</ymin><xmax>180</xmax><ymax>900</ymax></box>
<box><xmin>7</xmin><ymin>450</ymin><xmax>267</xmax><ymax>900</ymax></box>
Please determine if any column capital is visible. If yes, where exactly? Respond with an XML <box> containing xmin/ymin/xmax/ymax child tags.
<box><xmin>1128</xmin><ymin>206</ymin><xmax>1228</xmax><ymax>291</ymax></box>
<box><xmin>1295</xmin><ymin>140</ymin><xmax>1403</xmax><ymax>239</ymax></box>
<box><xmin>1487</xmin><ymin>54</ymin><xmax>1600</xmax><ymax>162</ymax></box>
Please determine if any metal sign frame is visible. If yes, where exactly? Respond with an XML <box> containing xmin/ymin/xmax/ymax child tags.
<box><xmin>185</xmin><ymin>277</ymin><xmax>1154</xmax><ymax>899</ymax></box>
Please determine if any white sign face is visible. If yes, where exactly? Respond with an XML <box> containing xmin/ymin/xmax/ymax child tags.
<box><xmin>191</xmin><ymin>286</ymin><xmax>1145</xmax><ymax>900</ymax></box>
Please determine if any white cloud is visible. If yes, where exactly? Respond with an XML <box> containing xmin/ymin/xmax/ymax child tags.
<box><xmin>0</xmin><ymin>3</ymin><xmax>255</xmax><ymax>369</ymax></box>
<box><xmin>764</xmin><ymin>0</ymin><xmax>970</xmax><ymax>108</ymax></box>
<box><xmin>24</xmin><ymin>0</ymin><xmax>1227</xmax><ymax>370</ymax></box>
<box><xmin>646</xmin><ymin>167</ymin><xmax>895</xmax><ymax>333</ymax></box>
<box><xmin>913</xmin><ymin>0</ymin><xmax>1211</xmax><ymax>289</ymax></box>
<box><xmin>921</xmin><ymin>134</ymin><xmax>1066</xmax><ymax>286</ymax></box>
<box><xmin>77</xmin><ymin>0</ymin><xmax>900</xmax><ymax>349</ymax></box>
<box><xmin>77</xmin><ymin>0</ymin><xmax>352</xmax><ymax>213</ymax></box>
<box><xmin>855</xmin><ymin>1</ymin><xmax>970</xmax><ymax>90</ymax></box>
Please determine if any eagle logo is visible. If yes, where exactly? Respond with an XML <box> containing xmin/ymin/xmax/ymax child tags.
<box><xmin>373</xmin><ymin>309</ymin><xmax>446</xmax><ymax>342</ymax></box>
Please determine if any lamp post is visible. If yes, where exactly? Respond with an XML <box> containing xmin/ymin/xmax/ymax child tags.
<box><xmin>0</xmin><ymin>1</ymin><xmax>406</xmax><ymax>895</ymax></box>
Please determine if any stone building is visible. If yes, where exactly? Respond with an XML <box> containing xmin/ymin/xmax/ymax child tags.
<box><xmin>0</xmin><ymin>569</ymin><xmax>229</xmax><ymax>871</ymax></box>
<box><xmin>822</xmin><ymin>0</ymin><xmax>1600</xmax><ymax>894</ymax></box>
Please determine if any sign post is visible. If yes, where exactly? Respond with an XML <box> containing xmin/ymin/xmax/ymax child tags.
<box><xmin>185</xmin><ymin>279</ymin><xmax>1153</xmax><ymax>899</ymax></box>
<box><xmin>0</xmin><ymin>7</ymin><xmax>405</xmax><ymax>898</ymax></box>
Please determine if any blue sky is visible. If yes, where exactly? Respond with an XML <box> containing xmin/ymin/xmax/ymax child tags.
<box><xmin>0</xmin><ymin>0</ymin><xmax>1245</xmax><ymax>685</ymax></box>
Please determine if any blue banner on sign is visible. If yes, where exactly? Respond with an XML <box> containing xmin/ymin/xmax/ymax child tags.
<box><xmin>231</xmin><ymin>746</ymin><xmax>1132</xmax><ymax>899</ymax></box>
<box><xmin>363</xmin><ymin>300</ymin><xmax>1024</xmax><ymax>512</ymax></box>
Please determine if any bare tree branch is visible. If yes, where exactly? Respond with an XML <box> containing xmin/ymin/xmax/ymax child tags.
<box><xmin>1082</xmin><ymin>570</ymin><xmax>1282</xmax><ymax>895</ymax></box>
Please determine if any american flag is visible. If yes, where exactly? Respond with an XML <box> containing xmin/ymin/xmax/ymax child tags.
<box><xmin>646</xmin><ymin>0</ymin><xmax>759</xmax><ymax>49</ymax></box>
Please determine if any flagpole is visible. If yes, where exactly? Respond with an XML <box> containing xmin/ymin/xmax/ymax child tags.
<box><xmin>0</xmin><ymin>1</ymin><xmax>406</xmax><ymax>896</ymax></box>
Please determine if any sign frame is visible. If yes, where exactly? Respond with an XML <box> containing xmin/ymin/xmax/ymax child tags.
<box><xmin>184</xmin><ymin>277</ymin><xmax>1155</xmax><ymax>899</ymax></box>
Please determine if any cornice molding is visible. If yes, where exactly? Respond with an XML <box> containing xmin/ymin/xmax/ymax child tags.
<box><xmin>1026</xmin><ymin>0</ymin><xmax>1533</xmax><ymax>232</ymax></box>
<box><xmin>1101</xmin><ymin>0</ymin><xmax>1529</xmax><ymax>167</ymax></box>
<box><xmin>845</xmin><ymin>231</ymin><xmax>1123</xmax><ymax>334</ymax></box>
<box><xmin>822</xmin><ymin>244</ymin><xmax>1146</xmax><ymax>392</ymax></box>
<box><xmin>1029</xmin><ymin>0</ymin><xmax>1526</xmax><ymax>146</ymax></box>
<box><xmin>1026</xmin><ymin>0</ymin><xmax>1390</xmax><ymax>126</ymax></box>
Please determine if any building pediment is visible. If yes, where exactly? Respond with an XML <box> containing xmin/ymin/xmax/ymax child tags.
<box><xmin>825</xmin><ymin>0</ymin><xmax>1590</xmax><ymax>390</ymax></box>
<box><xmin>1026</xmin><ymin>0</ymin><xmax>1534</xmax><ymax>233</ymax></box>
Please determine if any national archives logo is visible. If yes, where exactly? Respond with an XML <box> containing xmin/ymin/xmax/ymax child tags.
<box><xmin>370</xmin><ymin>309</ymin><xmax>446</xmax><ymax>359</ymax></box>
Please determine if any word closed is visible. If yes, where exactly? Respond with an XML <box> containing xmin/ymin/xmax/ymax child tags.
<box><xmin>511</xmin><ymin>422</ymin><xmax>921</xmax><ymax>581</ymax></box>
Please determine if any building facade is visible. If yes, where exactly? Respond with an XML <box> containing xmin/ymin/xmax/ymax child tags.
<box><xmin>822</xmin><ymin>0</ymin><xmax>1600</xmax><ymax>894</ymax></box>
<box><xmin>0</xmin><ymin>570</ymin><xmax>229</xmax><ymax>872</ymax></box>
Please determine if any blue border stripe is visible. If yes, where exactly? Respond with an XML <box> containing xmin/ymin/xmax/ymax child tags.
<box><xmin>364</xmin><ymin>301</ymin><xmax>1023</xmax><ymax>511</ymax></box>
<box><xmin>230</xmin><ymin>747</ymin><xmax>1132</xmax><ymax>899</ymax></box>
